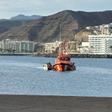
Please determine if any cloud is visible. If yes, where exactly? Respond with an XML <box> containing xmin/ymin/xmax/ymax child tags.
<box><xmin>0</xmin><ymin>0</ymin><xmax>112</xmax><ymax>19</ymax></box>
<box><xmin>0</xmin><ymin>0</ymin><xmax>45</xmax><ymax>18</ymax></box>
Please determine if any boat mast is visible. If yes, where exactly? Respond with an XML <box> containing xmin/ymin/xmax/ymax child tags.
<box><xmin>59</xmin><ymin>24</ymin><xmax>68</xmax><ymax>54</ymax></box>
<box><xmin>59</xmin><ymin>24</ymin><xmax>62</xmax><ymax>53</ymax></box>
<box><xmin>60</xmin><ymin>24</ymin><xmax>62</xmax><ymax>42</ymax></box>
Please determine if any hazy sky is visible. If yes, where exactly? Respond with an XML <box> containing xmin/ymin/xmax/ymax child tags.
<box><xmin>0</xmin><ymin>0</ymin><xmax>112</xmax><ymax>19</ymax></box>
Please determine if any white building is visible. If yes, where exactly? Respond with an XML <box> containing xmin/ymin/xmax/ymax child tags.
<box><xmin>79</xmin><ymin>42</ymin><xmax>90</xmax><ymax>54</ymax></box>
<box><xmin>44</xmin><ymin>40</ymin><xmax>78</xmax><ymax>54</ymax></box>
<box><xmin>89</xmin><ymin>34</ymin><xmax>112</xmax><ymax>54</ymax></box>
<box><xmin>44</xmin><ymin>41</ymin><xmax>61</xmax><ymax>53</ymax></box>
<box><xmin>20</xmin><ymin>41</ymin><xmax>35</xmax><ymax>53</ymax></box>
<box><xmin>0</xmin><ymin>39</ymin><xmax>36</xmax><ymax>53</ymax></box>
<box><xmin>100</xmin><ymin>23</ymin><xmax>112</xmax><ymax>35</ymax></box>
<box><xmin>68</xmin><ymin>41</ymin><xmax>78</xmax><ymax>54</ymax></box>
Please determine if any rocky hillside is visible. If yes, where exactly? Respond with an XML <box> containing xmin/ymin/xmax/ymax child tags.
<box><xmin>0</xmin><ymin>10</ymin><xmax>112</xmax><ymax>42</ymax></box>
<box><xmin>0</xmin><ymin>14</ymin><xmax>42</xmax><ymax>34</ymax></box>
<box><xmin>0</xmin><ymin>20</ymin><xmax>25</xmax><ymax>34</ymax></box>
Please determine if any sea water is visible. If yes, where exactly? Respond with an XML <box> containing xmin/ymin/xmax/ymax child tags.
<box><xmin>0</xmin><ymin>56</ymin><xmax>112</xmax><ymax>97</ymax></box>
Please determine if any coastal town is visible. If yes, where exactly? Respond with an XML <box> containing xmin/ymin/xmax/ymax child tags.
<box><xmin>1</xmin><ymin>0</ymin><xmax>112</xmax><ymax>111</ymax></box>
<box><xmin>0</xmin><ymin>23</ymin><xmax>112</xmax><ymax>56</ymax></box>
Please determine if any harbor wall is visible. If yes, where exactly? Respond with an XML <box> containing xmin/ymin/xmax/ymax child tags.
<box><xmin>0</xmin><ymin>53</ymin><xmax>112</xmax><ymax>58</ymax></box>
<box><xmin>37</xmin><ymin>53</ymin><xmax>112</xmax><ymax>58</ymax></box>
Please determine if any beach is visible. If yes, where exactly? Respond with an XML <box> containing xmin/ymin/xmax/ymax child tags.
<box><xmin>0</xmin><ymin>95</ymin><xmax>112</xmax><ymax>112</ymax></box>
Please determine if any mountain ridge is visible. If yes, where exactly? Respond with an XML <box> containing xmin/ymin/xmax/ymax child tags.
<box><xmin>0</xmin><ymin>10</ymin><xmax>112</xmax><ymax>42</ymax></box>
<box><xmin>10</xmin><ymin>14</ymin><xmax>42</xmax><ymax>20</ymax></box>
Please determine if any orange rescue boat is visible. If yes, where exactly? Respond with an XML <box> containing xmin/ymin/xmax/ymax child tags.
<box><xmin>53</xmin><ymin>41</ymin><xmax>76</xmax><ymax>72</ymax></box>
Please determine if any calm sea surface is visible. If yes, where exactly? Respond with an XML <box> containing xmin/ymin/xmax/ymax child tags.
<box><xmin>0</xmin><ymin>56</ymin><xmax>112</xmax><ymax>97</ymax></box>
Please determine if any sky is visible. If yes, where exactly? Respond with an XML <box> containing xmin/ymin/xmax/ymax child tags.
<box><xmin>0</xmin><ymin>0</ymin><xmax>112</xmax><ymax>19</ymax></box>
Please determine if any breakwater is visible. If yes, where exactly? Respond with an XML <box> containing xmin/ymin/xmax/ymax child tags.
<box><xmin>0</xmin><ymin>53</ymin><xmax>112</xmax><ymax>58</ymax></box>
<box><xmin>0</xmin><ymin>53</ymin><xmax>33</xmax><ymax>56</ymax></box>
<box><xmin>36</xmin><ymin>53</ymin><xmax>112</xmax><ymax>58</ymax></box>
<box><xmin>70</xmin><ymin>54</ymin><xmax>112</xmax><ymax>58</ymax></box>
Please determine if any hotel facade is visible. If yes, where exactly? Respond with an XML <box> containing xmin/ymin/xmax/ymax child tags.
<box><xmin>89</xmin><ymin>35</ymin><xmax>112</xmax><ymax>54</ymax></box>
<box><xmin>0</xmin><ymin>39</ymin><xmax>36</xmax><ymax>53</ymax></box>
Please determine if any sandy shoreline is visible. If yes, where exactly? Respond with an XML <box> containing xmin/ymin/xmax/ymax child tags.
<box><xmin>0</xmin><ymin>95</ymin><xmax>112</xmax><ymax>112</ymax></box>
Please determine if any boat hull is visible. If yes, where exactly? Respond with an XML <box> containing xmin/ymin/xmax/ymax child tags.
<box><xmin>53</xmin><ymin>63</ymin><xmax>76</xmax><ymax>72</ymax></box>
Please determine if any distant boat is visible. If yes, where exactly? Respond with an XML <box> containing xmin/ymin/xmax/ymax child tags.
<box><xmin>53</xmin><ymin>40</ymin><xmax>76</xmax><ymax>72</ymax></box>
<box><xmin>43</xmin><ymin>41</ymin><xmax>76</xmax><ymax>72</ymax></box>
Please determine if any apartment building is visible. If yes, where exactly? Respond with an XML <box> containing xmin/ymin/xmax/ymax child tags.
<box><xmin>89</xmin><ymin>35</ymin><xmax>112</xmax><ymax>54</ymax></box>
<box><xmin>79</xmin><ymin>42</ymin><xmax>90</xmax><ymax>54</ymax></box>
<box><xmin>0</xmin><ymin>39</ymin><xmax>36</xmax><ymax>53</ymax></box>
<box><xmin>44</xmin><ymin>41</ymin><xmax>61</xmax><ymax>53</ymax></box>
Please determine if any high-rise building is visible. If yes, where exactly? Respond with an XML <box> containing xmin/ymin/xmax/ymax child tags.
<box><xmin>89</xmin><ymin>35</ymin><xmax>112</xmax><ymax>54</ymax></box>
<box><xmin>0</xmin><ymin>39</ymin><xmax>36</xmax><ymax>53</ymax></box>
<box><xmin>20</xmin><ymin>41</ymin><xmax>35</xmax><ymax>53</ymax></box>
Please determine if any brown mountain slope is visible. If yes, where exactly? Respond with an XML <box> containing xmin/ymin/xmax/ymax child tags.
<box><xmin>0</xmin><ymin>10</ymin><xmax>112</xmax><ymax>42</ymax></box>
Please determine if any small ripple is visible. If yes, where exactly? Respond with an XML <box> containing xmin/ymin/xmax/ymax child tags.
<box><xmin>78</xmin><ymin>66</ymin><xmax>112</xmax><ymax>75</ymax></box>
